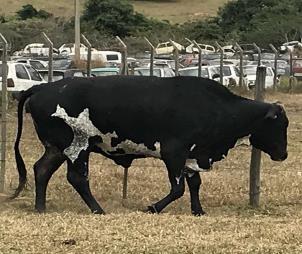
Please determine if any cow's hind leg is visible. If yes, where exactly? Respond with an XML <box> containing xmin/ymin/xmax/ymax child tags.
<box><xmin>147</xmin><ymin>142</ymin><xmax>187</xmax><ymax>214</ymax></box>
<box><xmin>185</xmin><ymin>169</ymin><xmax>206</xmax><ymax>216</ymax></box>
<box><xmin>34</xmin><ymin>146</ymin><xmax>65</xmax><ymax>212</ymax></box>
<box><xmin>67</xmin><ymin>151</ymin><xmax>104</xmax><ymax>214</ymax></box>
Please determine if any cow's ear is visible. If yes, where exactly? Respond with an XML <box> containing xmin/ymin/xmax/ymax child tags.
<box><xmin>265</xmin><ymin>104</ymin><xmax>281</xmax><ymax>120</ymax></box>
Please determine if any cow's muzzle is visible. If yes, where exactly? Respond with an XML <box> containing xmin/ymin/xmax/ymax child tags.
<box><xmin>271</xmin><ymin>151</ymin><xmax>288</xmax><ymax>161</ymax></box>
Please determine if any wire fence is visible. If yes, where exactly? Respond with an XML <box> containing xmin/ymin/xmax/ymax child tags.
<box><xmin>1</xmin><ymin>33</ymin><xmax>302</xmax><ymax>207</ymax></box>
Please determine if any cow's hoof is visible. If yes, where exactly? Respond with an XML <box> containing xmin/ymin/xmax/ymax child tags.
<box><xmin>92</xmin><ymin>209</ymin><xmax>106</xmax><ymax>215</ymax></box>
<box><xmin>192</xmin><ymin>210</ymin><xmax>206</xmax><ymax>216</ymax></box>
<box><xmin>144</xmin><ymin>205</ymin><xmax>158</xmax><ymax>214</ymax></box>
<box><xmin>35</xmin><ymin>207</ymin><xmax>46</xmax><ymax>213</ymax></box>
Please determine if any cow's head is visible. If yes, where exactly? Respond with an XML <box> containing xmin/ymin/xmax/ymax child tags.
<box><xmin>249</xmin><ymin>104</ymin><xmax>288</xmax><ymax>161</ymax></box>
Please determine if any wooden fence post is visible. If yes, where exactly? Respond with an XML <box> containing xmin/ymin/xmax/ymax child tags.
<box><xmin>234</xmin><ymin>43</ymin><xmax>244</xmax><ymax>88</ymax></box>
<box><xmin>169</xmin><ymin>40</ymin><xmax>179</xmax><ymax>76</ymax></box>
<box><xmin>116</xmin><ymin>36</ymin><xmax>128</xmax><ymax>75</ymax></box>
<box><xmin>253</xmin><ymin>43</ymin><xmax>261</xmax><ymax>66</ymax></box>
<box><xmin>269</xmin><ymin>44</ymin><xmax>278</xmax><ymax>90</ymax></box>
<box><xmin>81</xmin><ymin>34</ymin><xmax>92</xmax><ymax>77</ymax></box>
<box><xmin>185</xmin><ymin>38</ymin><xmax>203</xmax><ymax>77</ymax></box>
<box><xmin>0</xmin><ymin>33</ymin><xmax>8</xmax><ymax>193</ymax></box>
<box><xmin>215</xmin><ymin>41</ymin><xmax>224</xmax><ymax>85</ymax></box>
<box><xmin>144</xmin><ymin>37</ymin><xmax>155</xmax><ymax>76</ymax></box>
<box><xmin>116</xmin><ymin>36</ymin><xmax>129</xmax><ymax>200</ymax></box>
<box><xmin>249</xmin><ymin>66</ymin><xmax>266</xmax><ymax>207</ymax></box>
<box><xmin>42</xmin><ymin>33</ymin><xmax>53</xmax><ymax>82</ymax></box>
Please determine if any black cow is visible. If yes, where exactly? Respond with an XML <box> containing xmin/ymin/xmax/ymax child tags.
<box><xmin>13</xmin><ymin>76</ymin><xmax>288</xmax><ymax>215</ymax></box>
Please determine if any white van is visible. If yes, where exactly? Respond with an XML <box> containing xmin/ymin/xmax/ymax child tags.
<box><xmin>98</xmin><ymin>51</ymin><xmax>122</xmax><ymax>65</ymax></box>
<box><xmin>59</xmin><ymin>43</ymin><xmax>122</xmax><ymax>64</ymax></box>
<box><xmin>0</xmin><ymin>62</ymin><xmax>45</xmax><ymax>93</ymax></box>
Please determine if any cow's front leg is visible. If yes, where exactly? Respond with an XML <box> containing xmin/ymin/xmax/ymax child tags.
<box><xmin>67</xmin><ymin>151</ymin><xmax>105</xmax><ymax>214</ymax></box>
<box><xmin>146</xmin><ymin>142</ymin><xmax>187</xmax><ymax>214</ymax></box>
<box><xmin>185</xmin><ymin>169</ymin><xmax>206</xmax><ymax>216</ymax></box>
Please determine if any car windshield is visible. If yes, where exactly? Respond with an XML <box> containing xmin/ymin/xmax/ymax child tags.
<box><xmin>106</xmin><ymin>55</ymin><xmax>119</xmax><ymax>61</ymax></box>
<box><xmin>25</xmin><ymin>65</ymin><xmax>42</xmax><ymax>81</ymax></box>
<box><xmin>53</xmin><ymin>59</ymin><xmax>72</xmax><ymax>70</ymax></box>
<box><xmin>134</xmin><ymin>68</ymin><xmax>161</xmax><ymax>77</ymax></box>
<box><xmin>179</xmin><ymin>68</ymin><xmax>208</xmax><ymax>78</ymax></box>
<box><xmin>243</xmin><ymin>66</ymin><xmax>257</xmax><ymax>75</ymax></box>
<box><xmin>216</xmin><ymin>66</ymin><xmax>232</xmax><ymax>76</ymax></box>
<box><xmin>30</xmin><ymin>61</ymin><xmax>45</xmax><ymax>70</ymax></box>
<box><xmin>92</xmin><ymin>71</ymin><xmax>119</xmax><ymax>76</ymax></box>
<box><xmin>277</xmin><ymin>61</ymin><xmax>287</xmax><ymax>68</ymax></box>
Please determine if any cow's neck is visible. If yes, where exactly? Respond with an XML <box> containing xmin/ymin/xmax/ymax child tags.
<box><xmin>232</xmin><ymin>98</ymin><xmax>271</xmax><ymax>138</ymax></box>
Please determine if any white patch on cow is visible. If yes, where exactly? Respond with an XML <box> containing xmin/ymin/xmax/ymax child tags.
<box><xmin>175</xmin><ymin>176</ymin><xmax>181</xmax><ymax>185</ymax></box>
<box><xmin>190</xmin><ymin>144</ymin><xmax>196</xmax><ymax>151</ymax></box>
<box><xmin>52</xmin><ymin>105</ymin><xmax>109</xmax><ymax>162</ymax></box>
<box><xmin>52</xmin><ymin>105</ymin><xmax>161</xmax><ymax>162</ymax></box>
<box><xmin>59</xmin><ymin>84</ymin><xmax>68</xmax><ymax>93</ymax></box>
<box><xmin>185</xmin><ymin>159</ymin><xmax>211</xmax><ymax>172</ymax></box>
<box><xmin>187</xmin><ymin>172</ymin><xmax>195</xmax><ymax>178</ymax></box>
<box><xmin>113</xmin><ymin>140</ymin><xmax>161</xmax><ymax>158</ymax></box>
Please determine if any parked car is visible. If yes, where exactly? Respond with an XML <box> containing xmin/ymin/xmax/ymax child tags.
<box><xmin>242</xmin><ymin>65</ymin><xmax>275</xmax><ymax>88</ymax></box>
<box><xmin>143</xmin><ymin>59</ymin><xmax>185</xmax><ymax>70</ymax></box>
<box><xmin>221</xmin><ymin>45</ymin><xmax>235</xmax><ymax>57</ymax></box>
<box><xmin>59</xmin><ymin>43</ymin><xmax>121</xmax><ymax>64</ymax></box>
<box><xmin>293</xmin><ymin>59</ymin><xmax>302</xmax><ymax>80</ymax></box>
<box><xmin>185</xmin><ymin>43</ymin><xmax>216</xmax><ymax>54</ymax></box>
<box><xmin>59</xmin><ymin>43</ymin><xmax>88</xmax><ymax>55</ymax></box>
<box><xmin>53</xmin><ymin>58</ymin><xmax>73</xmax><ymax>70</ymax></box>
<box><xmin>0</xmin><ymin>62</ymin><xmax>45</xmax><ymax>93</ymax></box>
<box><xmin>178</xmin><ymin>66</ymin><xmax>221</xmax><ymax>82</ymax></box>
<box><xmin>91</xmin><ymin>67</ymin><xmax>120</xmax><ymax>77</ymax></box>
<box><xmin>38</xmin><ymin>69</ymin><xmax>86</xmax><ymax>82</ymax></box>
<box><xmin>133</xmin><ymin>67</ymin><xmax>175</xmax><ymax>77</ymax></box>
<box><xmin>213</xmin><ymin>65</ymin><xmax>249</xmax><ymax>87</ymax></box>
<box><xmin>155</xmin><ymin>41</ymin><xmax>185</xmax><ymax>55</ymax></box>
<box><xmin>280</xmin><ymin>41</ymin><xmax>302</xmax><ymax>53</ymax></box>
<box><xmin>13</xmin><ymin>43</ymin><xmax>59</xmax><ymax>57</ymax></box>
<box><xmin>99</xmin><ymin>51</ymin><xmax>122</xmax><ymax>65</ymax></box>
<box><xmin>15</xmin><ymin>58</ymin><xmax>48</xmax><ymax>70</ymax></box>
<box><xmin>248</xmin><ymin>60</ymin><xmax>289</xmax><ymax>76</ymax></box>
<box><xmin>240</xmin><ymin>44</ymin><xmax>257</xmax><ymax>53</ymax></box>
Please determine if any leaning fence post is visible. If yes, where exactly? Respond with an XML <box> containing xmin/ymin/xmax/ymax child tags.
<box><xmin>192</xmin><ymin>40</ymin><xmax>203</xmax><ymax>77</ymax></box>
<box><xmin>288</xmin><ymin>47</ymin><xmax>294</xmax><ymax>90</ymax></box>
<box><xmin>144</xmin><ymin>37</ymin><xmax>155</xmax><ymax>76</ymax></box>
<box><xmin>253</xmin><ymin>43</ymin><xmax>261</xmax><ymax>66</ymax></box>
<box><xmin>169</xmin><ymin>40</ymin><xmax>179</xmax><ymax>76</ymax></box>
<box><xmin>81</xmin><ymin>34</ymin><xmax>92</xmax><ymax>77</ymax></box>
<box><xmin>234</xmin><ymin>43</ymin><xmax>244</xmax><ymax>88</ymax></box>
<box><xmin>42</xmin><ymin>32</ymin><xmax>53</xmax><ymax>82</ymax></box>
<box><xmin>249</xmin><ymin>66</ymin><xmax>266</xmax><ymax>207</ymax></box>
<box><xmin>0</xmin><ymin>33</ymin><xmax>8</xmax><ymax>193</ymax></box>
<box><xmin>116</xmin><ymin>36</ymin><xmax>128</xmax><ymax>199</ymax></box>
<box><xmin>215</xmin><ymin>41</ymin><xmax>224</xmax><ymax>85</ymax></box>
<box><xmin>269</xmin><ymin>44</ymin><xmax>278</xmax><ymax>90</ymax></box>
<box><xmin>185</xmin><ymin>38</ymin><xmax>203</xmax><ymax>77</ymax></box>
<box><xmin>116</xmin><ymin>36</ymin><xmax>128</xmax><ymax>75</ymax></box>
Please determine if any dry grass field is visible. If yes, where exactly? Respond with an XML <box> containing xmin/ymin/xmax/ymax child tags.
<box><xmin>0</xmin><ymin>0</ymin><xmax>230</xmax><ymax>23</ymax></box>
<box><xmin>0</xmin><ymin>92</ymin><xmax>302</xmax><ymax>253</ymax></box>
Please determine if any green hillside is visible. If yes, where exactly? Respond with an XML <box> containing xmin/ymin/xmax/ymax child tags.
<box><xmin>0</xmin><ymin>0</ymin><xmax>230</xmax><ymax>23</ymax></box>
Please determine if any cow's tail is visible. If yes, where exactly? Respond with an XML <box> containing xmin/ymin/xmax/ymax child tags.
<box><xmin>11</xmin><ymin>85</ymin><xmax>44</xmax><ymax>199</ymax></box>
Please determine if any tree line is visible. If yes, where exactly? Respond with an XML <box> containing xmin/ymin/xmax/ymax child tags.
<box><xmin>0</xmin><ymin>0</ymin><xmax>301</xmax><ymax>52</ymax></box>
